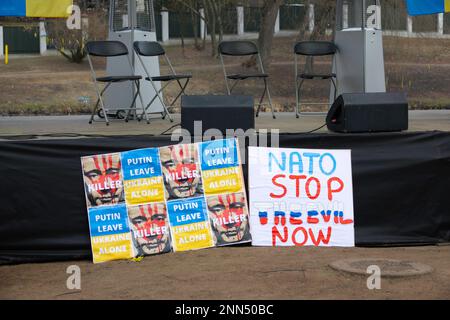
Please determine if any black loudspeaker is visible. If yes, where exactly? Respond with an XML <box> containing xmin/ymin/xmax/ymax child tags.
<box><xmin>326</xmin><ymin>92</ymin><xmax>408</xmax><ymax>133</ymax></box>
<box><xmin>181</xmin><ymin>95</ymin><xmax>254</xmax><ymax>136</ymax></box>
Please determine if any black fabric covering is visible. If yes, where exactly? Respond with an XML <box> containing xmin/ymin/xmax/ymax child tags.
<box><xmin>0</xmin><ymin>132</ymin><xmax>449</xmax><ymax>265</ymax></box>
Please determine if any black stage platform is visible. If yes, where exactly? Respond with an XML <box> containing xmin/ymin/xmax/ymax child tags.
<box><xmin>0</xmin><ymin>131</ymin><xmax>449</xmax><ymax>264</ymax></box>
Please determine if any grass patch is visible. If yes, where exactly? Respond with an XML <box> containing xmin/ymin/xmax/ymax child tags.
<box><xmin>409</xmin><ymin>98</ymin><xmax>450</xmax><ymax>110</ymax></box>
<box><xmin>0</xmin><ymin>103</ymin><xmax>92</xmax><ymax>116</ymax></box>
<box><xmin>0</xmin><ymin>99</ymin><xmax>448</xmax><ymax>116</ymax></box>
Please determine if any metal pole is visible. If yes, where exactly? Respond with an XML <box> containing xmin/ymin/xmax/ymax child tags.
<box><xmin>109</xmin><ymin>0</ymin><xmax>114</xmax><ymax>32</ymax></box>
<box><xmin>129</xmin><ymin>0</ymin><xmax>136</xmax><ymax>29</ymax></box>
<box><xmin>362</xmin><ymin>0</ymin><xmax>366</xmax><ymax>92</ymax></box>
<box><xmin>361</xmin><ymin>0</ymin><xmax>366</xmax><ymax>30</ymax></box>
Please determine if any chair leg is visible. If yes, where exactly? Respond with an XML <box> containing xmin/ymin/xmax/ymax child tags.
<box><xmin>90</xmin><ymin>83</ymin><xmax>110</xmax><ymax>125</ymax></box>
<box><xmin>87</xmin><ymin>55</ymin><xmax>110</xmax><ymax>126</ymax></box>
<box><xmin>103</xmin><ymin>102</ymin><xmax>110</xmax><ymax>126</ymax></box>
<box><xmin>170</xmin><ymin>78</ymin><xmax>190</xmax><ymax>106</ymax></box>
<box><xmin>229</xmin><ymin>80</ymin><xmax>239</xmax><ymax>94</ymax></box>
<box><xmin>264</xmin><ymin>79</ymin><xmax>276</xmax><ymax>119</ymax></box>
<box><xmin>295</xmin><ymin>78</ymin><xmax>299</xmax><ymax>119</ymax></box>
<box><xmin>141</xmin><ymin>80</ymin><xmax>173</xmax><ymax>122</ymax></box>
<box><xmin>152</xmin><ymin>86</ymin><xmax>173</xmax><ymax>123</ymax></box>
<box><xmin>296</xmin><ymin>79</ymin><xmax>305</xmax><ymax>118</ymax></box>
<box><xmin>159</xmin><ymin>90</ymin><xmax>174</xmax><ymax>123</ymax></box>
<box><xmin>224</xmin><ymin>75</ymin><xmax>231</xmax><ymax>95</ymax></box>
<box><xmin>141</xmin><ymin>93</ymin><xmax>159</xmax><ymax>120</ymax></box>
<box><xmin>176</xmin><ymin>77</ymin><xmax>190</xmax><ymax>96</ymax></box>
<box><xmin>256</xmin><ymin>82</ymin><xmax>266</xmax><ymax>118</ymax></box>
<box><xmin>162</xmin><ymin>78</ymin><xmax>189</xmax><ymax>122</ymax></box>
<box><xmin>89</xmin><ymin>98</ymin><xmax>100</xmax><ymax>124</ymax></box>
<box><xmin>125</xmin><ymin>81</ymin><xmax>140</xmax><ymax>123</ymax></box>
<box><xmin>136</xmin><ymin>80</ymin><xmax>150</xmax><ymax>125</ymax></box>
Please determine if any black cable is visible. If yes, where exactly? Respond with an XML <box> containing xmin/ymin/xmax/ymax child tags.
<box><xmin>299</xmin><ymin>123</ymin><xmax>327</xmax><ymax>134</ymax></box>
<box><xmin>0</xmin><ymin>123</ymin><xmax>326</xmax><ymax>141</ymax></box>
<box><xmin>160</xmin><ymin>123</ymin><xmax>181</xmax><ymax>135</ymax></box>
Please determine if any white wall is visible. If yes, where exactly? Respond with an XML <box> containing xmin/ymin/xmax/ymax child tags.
<box><xmin>39</xmin><ymin>21</ymin><xmax>47</xmax><ymax>55</ymax></box>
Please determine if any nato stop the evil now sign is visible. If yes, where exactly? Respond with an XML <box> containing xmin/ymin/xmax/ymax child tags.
<box><xmin>248</xmin><ymin>146</ymin><xmax>355</xmax><ymax>247</ymax></box>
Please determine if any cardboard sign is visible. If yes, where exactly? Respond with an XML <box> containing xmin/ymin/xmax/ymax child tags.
<box><xmin>88</xmin><ymin>203</ymin><xmax>134</xmax><ymax>263</ymax></box>
<box><xmin>248</xmin><ymin>147</ymin><xmax>355</xmax><ymax>247</ymax></box>
<box><xmin>81</xmin><ymin>138</ymin><xmax>249</xmax><ymax>263</ymax></box>
<box><xmin>167</xmin><ymin>197</ymin><xmax>214</xmax><ymax>251</ymax></box>
<box><xmin>121</xmin><ymin>148</ymin><xmax>165</xmax><ymax>205</ymax></box>
<box><xmin>81</xmin><ymin>153</ymin><xmax>135</xmax><ymax>263</ymax></box>
<box><xmin>200</xmin><ymin>139</ymin><xmax>251</xmax><ymax>247</ymax></box>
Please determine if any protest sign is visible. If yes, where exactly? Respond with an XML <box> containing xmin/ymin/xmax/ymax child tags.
<box><xmin>248</xmin><ymin>147</ymin><xmax>354</xmax><ymax>247</ymax></box>
<box><xmin>81</xmin><ymin>153</ymin><xmax>134</xmax><ymax>263</ymax></box>
<box><xmin>81</xmin><ymin>138</ymin><xmax>249</xmax><ymax>263</ymax></box>
<box><xmin>87</xmin><ymin>203</ymin><xmax>134</xmax><ymax>263</ymax></box>
<box><xmin>121</xmin><ymin>148</ymin><xmax>165</xmax><ymax>205</ymax></box>
<box><xmin>200</xmin><ymin>139</ymin><xmax>251</xmax><ymax>246</ymax></box>
<box><xmin>167</xmin><ymin>197</ymin><xmax>214</xmax><ymax>251</ymax></box>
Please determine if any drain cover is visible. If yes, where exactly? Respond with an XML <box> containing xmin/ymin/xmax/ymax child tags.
<box><xmin>330</xmin><ymin>258</ymin><xmax>433</xmax><ymax>277</ymax></box>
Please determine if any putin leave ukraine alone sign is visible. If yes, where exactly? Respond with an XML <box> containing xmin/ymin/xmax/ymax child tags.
<box><xmin>81</xmin><ymin>139</ymin><xmax>251</xmax><ymax>263</ymax></box>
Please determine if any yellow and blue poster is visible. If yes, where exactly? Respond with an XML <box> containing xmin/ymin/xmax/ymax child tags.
<box><xmin>81</xmin><ymin>138</ymin><xmax>249</xmax><ymax>262</ymax></box>
<box><xmin>87</xmin><ymin>204</ymin><xmax>134</xmax><ymax>263</ymax></box>
<box><xmin>159</xmin><ymin>143</ymin><xmax>204</xmax><ymax>201</ymax></box>
<box><xmin>121</xmin><ymin>148</ymin><xmax>165</xmax><ymax>205</ymax></box>
<box><xmin>167</xmin><ymin>197</ymin><xmax>214</xmax><ymax>251</ymax></box>
<box><xmin>199</xmin><ymin>139</ymin><xmax>243</xmax><ymax>195</ymax></box>
<box><xmin>406</xmin><ymin>0</ymin><xmax>450</xmax><ymax>16</ymax></box>
<box><xmin>199</xmin><ymin>139</ymin><xmax>251</xmax><ymax>246</ymax></box>
<box><xmin>0</xmin><ymin>0</ymin><xmax>72</xmax><ymax>17</ymax></box>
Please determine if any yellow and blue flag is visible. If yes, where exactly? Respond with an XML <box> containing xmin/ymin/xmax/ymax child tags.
<box><xmin>0</xmin><ymin>0</ymin><xmax>72</xmax><ymax>18</ymax></box>
<box><xmin>406</xmin><ymin>0</ymin><xmax>450</xmax><ymax>16</ymax></box>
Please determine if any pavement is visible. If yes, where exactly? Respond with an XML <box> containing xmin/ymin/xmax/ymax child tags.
<box><xmin>1</xmin><ymin>246</ymin><xmax>449</xmax><ymax>299</ymax></box>
<box><xmin>0</xmin><ymin>111</ymin><xmax>448</xmax><ymax>140</ymax></box>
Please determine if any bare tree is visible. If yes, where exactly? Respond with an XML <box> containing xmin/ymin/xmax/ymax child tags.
<box><xmin>173</xmin><ymin>0</ymin><xmax>237</xmax><ymax>56</ymax></box>
<box><xmin>309</xmin><ymin>0</ymin><xmax>334</xmax><ymax>40</ymax></box>
<box><xmin>257</xmin><ymin>0</ymin><xmax>283</xmax><ymax>69</ymax></box>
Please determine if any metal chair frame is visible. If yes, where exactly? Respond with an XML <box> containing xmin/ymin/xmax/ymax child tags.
<box><xmin>294</xmin><ymin>41</ymin><xmax>338</xmax><ymax>118</ymax></box>
<box><xmin>86</xmin><ymin>41</ymin><xmax>149</xmax><ymax>126</ymax></box>
<box><xmin>219</xmin><ymin>41</ymin><xmax>276</xmax><ymax>119</ymax></box>
<box><xmin>134</xmin><ymin>41</ymin><xmax>192</xmax><ymax>123</ymax></box>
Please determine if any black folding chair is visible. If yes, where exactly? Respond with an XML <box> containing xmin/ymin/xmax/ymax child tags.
<box><xmin>218</xmin><ymin>41</ymin><xmax>276</xmax><ymax>119</ymax></box>
<box><xmin>86</xmin><ymin>41</ymin><xmax>149</xmax><ymax>126</ymax></box>
<box><xmin>134</xmin><ymin>41</ymin><xmax>192</xmax><ymax>123</ymax></box>
<box><xmin>294</xmin><ymin>41</ymin><xmax>338</xmax><ymax>118</ymax></box>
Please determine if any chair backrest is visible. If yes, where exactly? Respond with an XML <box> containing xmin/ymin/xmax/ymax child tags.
<box><xmin>86</xmin><ymin>41</ymin><xmax>129</xmax><ymax>57</ymax></box>
<box><xmin>294</xmin><ymin>41</ymin><xmax>337</xmax><ymax>56</ymax></box>
<box><xmin>134</xmin><ymin>41</ymin><xmax>166</xmax><ymax>57</ymax></box>
<box><xmin>219</xmin><ymin>41</ymin><xmax>259</xmax><ymax>56</ymax></box>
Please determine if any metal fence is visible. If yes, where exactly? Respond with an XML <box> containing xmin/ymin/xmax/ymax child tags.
<box><xmin>280</xmin><ymin>4</ymin><xmax>306</xmax><ymax>31</ymax></box>
<box><xmin>154</xmin><ymin>3</ymin><xmax>450</xmax><ymax>42</ymax></box>
<box><xmin>3</xmin><ymin>26</ymin><xmax>39</xmax><ymax>54</ymax></box>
